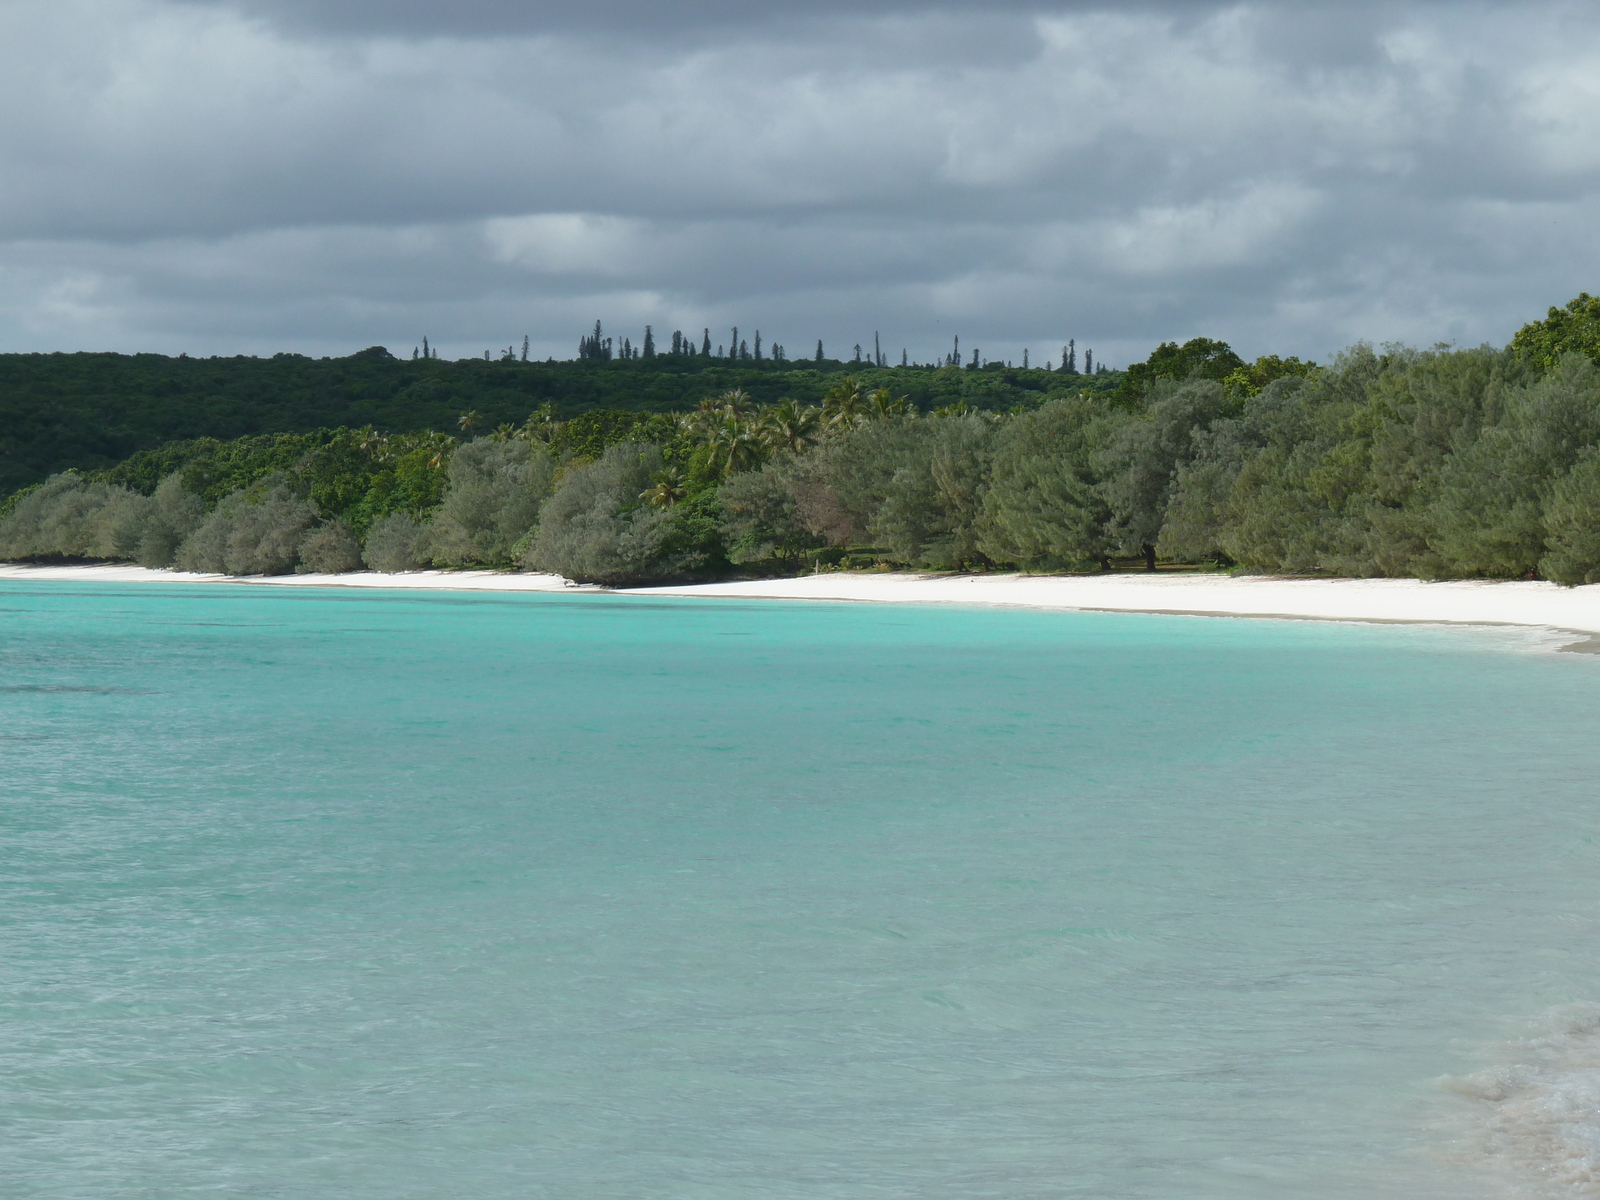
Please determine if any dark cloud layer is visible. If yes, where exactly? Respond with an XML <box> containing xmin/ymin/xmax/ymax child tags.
<box><xmin>1</xmin><ymin>0</ymin><xmax>1597</xmax><ymax>366</ymax></box>
<box><xmin>184</xmin><ymin>0</ymin><xmax>1195</xmax><ymax>37</ymax></box>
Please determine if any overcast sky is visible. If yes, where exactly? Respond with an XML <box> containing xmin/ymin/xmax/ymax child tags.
<box><xmin>3</xmin><ymin>0</ymin><xmax>1599</xmax><ymax>366</ymax></box>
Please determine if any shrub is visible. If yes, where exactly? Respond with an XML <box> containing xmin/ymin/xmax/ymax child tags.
<box><xmin>134</xmin><ymin>475</ymin><xmax>206</xmax><ymax>567</ymax></box>
<box><xmin>362</xmin><ymin>513</ymin><xmax>428</xmax><ymax>572</ymax></box>
<box><xmin>523</xmin><ymin>444</ymin><xmax>674</xmax><ymax>584</ymax></box>
<box><xmin>867</xmin><ymin>414</ymin><xmax>992</xmax><ymax>569</ymax></box>
<box><xmin>297</xmin><ymin>520</ymin><xmax>364</xmax><ymax>574</ymax></box>
<box><xmin>1541</xmin><ymin>450</ymin><xmax>1600</xmax><ymax>584</ymax></box>
<box><xmin>0</xmin><ymin>472</ymin><xmax>178</xmax><ymax>562</ymax></box>
<box><xmin>174</xmin><ymin>475</ymin><xmax>319</xmax><ymax>575</ymax></box>
<box><xmin>1098</xmin><ymin>379</ymin><xmax>1230</xmax><ymax>563</ymax></box>
<box><xmin>781</xmin><ymin>415</ymin><xmax>992</xmax><ymax>567</ymax></box>
<box><xmin>978</xmin><ymin>399</ymin><xmax>1120</xmax><ymax>569</ymax></box>
<box><xmin>418</xmin><ymin>438</ymin><xmax>555</xmax><ymax>567</ymax></box>
<box><xmin>1428</xmin><ymin>355</ymin><xmax>1600</xmax><ymax>577</ymax></box>
<box><xmin>718</xmin><ymin>458</ymin><xmax>823</xmax><ymax>565</ymax></box>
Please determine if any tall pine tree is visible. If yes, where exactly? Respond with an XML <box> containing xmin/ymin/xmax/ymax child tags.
<box><xmin>579</xmin><ymin>320</ymin><xmax>609</xmax><ymax>360</ymax></box>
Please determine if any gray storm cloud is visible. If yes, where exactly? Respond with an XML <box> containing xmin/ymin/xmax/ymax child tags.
<box><xmin>2</xmin><ymin>0</ymin><xmax>1598</xmax><ymax>364</ymax></box>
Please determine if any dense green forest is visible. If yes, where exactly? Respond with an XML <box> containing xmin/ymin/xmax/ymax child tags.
<box><xmin>4</xmin><ymin>297</ymin><xmax>1600</xmax><ymax>585</ymax></box>
<box><xmin>0</xmin><ymin>336</ymin><xmax>1119</xmax><ymax>493</ymax></box>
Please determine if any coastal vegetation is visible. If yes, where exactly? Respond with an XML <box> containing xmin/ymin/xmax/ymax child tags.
<box><xmin>0</xmin><ymin>333</ymin><xmax>1116</xmax><ymax>495</ymax></box>
<box><xmin>4</xmin><ymin>300</ymin><xmax>1600</xmax><ymax>585</ymax></box>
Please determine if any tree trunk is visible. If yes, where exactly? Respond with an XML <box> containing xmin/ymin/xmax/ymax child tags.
<box><xmin>1142</xmin><ymin>542</ymin><xmax>1157</xmax><ymax>572</ymax></box>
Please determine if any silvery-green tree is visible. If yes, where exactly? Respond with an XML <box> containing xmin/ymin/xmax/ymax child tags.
<box><xmin>0</xmin><ymin>473</ymin><xmax>156</xmax><ymax>561</ymax></box>
<box><xmin>1540</xmin><ymin>448</ymin><xmax>1600</xmax><ymax>584</ymax></box>
<box><xmin>1212</xmin><ymin>350</ymin><xmax>1381</xmax><ymax>574</ymax></box>
<box><xmin>133</xmin><ymin>475</ymin><xmax>206</xmax><ymax>567</ymax></box>
<box><xmin>1427</xmin><ymin>354</ymin><xmax>1600</xmax><ymax>577</ymax></box>
<box><xmin>362</xmin><ymin>513</ymin><xmax>428</xmax><ymax>572</ymax></box>
<box><xmin>718</xmin><ymin>457</ymin><xmax>821</xmax><ymax>565</ymax></box>
<box><xmin>417</xmin><ymin>438</ymin><xmax>556</xmax><ymax>567</ymax></box>
<box><xmin>978</xmin><ymin>398</ymin><xmax>1125</xmax><ymax>570</ymax></box>
<box><xmin>1097</xmin><ymin>378</ymin><xmax>1232</xmax><ymax>570</ymax></box>
<box><xmin>175</xmin><ymin>475</ymin><xmax>319</xmax><ymax>575</ymax></box>
<box><xmin>297</xmin><ymin>520</ymin><xmax>364</xmax><ymax>573</ymax></box>
<box><xmin>866</xmin><ymin>413</ymin><xmax>992</xmax><ymax>569</ymax></box>
<box><xmin>523</xmin><ymin>443</ymin><xmax>674</xmax><ymax>584</ymax></box>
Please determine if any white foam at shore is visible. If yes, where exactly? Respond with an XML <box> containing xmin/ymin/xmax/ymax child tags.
<box><xmin>1444</xmin><ymin>1008</ymin><xmax>1600</xmax><ymax>1197</ymax></box>
<box><xmin>2</xmin><ymin>564</ymin><xmax>1599</xmax><ymax>637</ymax></box>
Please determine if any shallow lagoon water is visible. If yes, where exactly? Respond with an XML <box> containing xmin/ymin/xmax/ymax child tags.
<box><xmin>3</xmin><ymin>582</ymin><xmax>1600</xmax><ymax>1199</ymax></box>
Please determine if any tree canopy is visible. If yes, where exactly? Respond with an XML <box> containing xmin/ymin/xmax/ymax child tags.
<box><xmin>8</xmin><ymin>299</ymin><xmax>1600</xmax><ymax>587</ymax></box>
<box><xmin>0</xmin><ymin>350</ymin><xmax>1122</xmax><ymax>494</ymax></box>
<box><xmin>1511</xmin><ymin>292</ymin><xmax>1600</xmax><ymax>370</ymax></box>
<box><xmin>1116</xmin><ymin>337</ymin><xmax>1244</xmax><ymax>405</ymax></box>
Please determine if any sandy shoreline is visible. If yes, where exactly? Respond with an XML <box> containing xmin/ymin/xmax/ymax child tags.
<box><xmin>4</xmin><ymin>563</ymin><xmax>1600</xmax><ymax>642</ymax></box>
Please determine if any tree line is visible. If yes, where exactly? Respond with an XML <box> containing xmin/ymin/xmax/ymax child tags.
<box><xmin>5</xmin><ymin>296</ymin><xmax>1600</xmax><ymax>585</ymax></box>
<box><xmin>0</xmin><ymin>345</ymin><xmax>1112</xmax><ymax>495</ymax></box>
<box><xmin>572</xmin><ymin>319</ymin><xmax>1106</xmax><ymax>374</ymax></box>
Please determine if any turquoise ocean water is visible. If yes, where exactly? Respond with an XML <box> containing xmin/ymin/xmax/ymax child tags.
<box><xmin>4</xmin><ymin>582</ymin><xmax>1600</xmax><ymax>1199</ymax></box>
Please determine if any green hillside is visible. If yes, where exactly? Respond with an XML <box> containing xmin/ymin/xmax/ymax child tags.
<box><xmin>0</xmin><ymin>348</ymin><xmax>1119</xmax><ymax>494</ymax></box>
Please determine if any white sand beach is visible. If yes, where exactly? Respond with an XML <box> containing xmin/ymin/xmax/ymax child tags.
<box><xmin>633</xmin><ymin>572</ymin><xmax>1600</xmax><ymax>636</ymax></box>
<box><xmin>0</xmin><ymin>564</ymin><xmax>582</xmax><ymax>594</ymax></box>
<box><xmin>4</xmin><ymin>563</ymin><xmax>1600</xmax><ymax>641</ymax></box>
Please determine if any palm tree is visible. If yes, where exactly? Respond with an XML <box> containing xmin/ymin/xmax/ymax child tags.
<box><xmin>520</xmin><ymin>403</ymin><xmax>562</xmax><ymax>445</ymax></box>
<box><xmin>681</xmin><ymin>390</ymin><xmax>747</xmax><ymax>438</ymax></box>
<box><xmin>703</xmin><ymin>414</ymin><xmax>764</xmax><ymax>478</ymax></box>
<box><xmin>422</xmin><ymin>430</ymin><xmax>455</xmax><ymax>470</ymax></box>
<box><xmin>678</xmin><ymin>388</ymin><xmax>773</xmax><ymax>478</ymax></box>
<box><xmin>641</xmin><ymin>466</ymin><xmax>689</xmax><ymax>509</ymax></box>
<box><xmin>868</xmin><ymin>388</ymin><xmax>911</xmax><ymax>420</ymax></box>
<box><xmin>685</xmin><ymin>396</ymin><xmax>719</xmax><ymax>429</ymax></box>
<box><xmin>356</xmin><ymin>426</ymin><xmax>390</xmax><ymax>459</ymax></box>
<box><xmin>822</xmin><ymin>376</ymin><xmax>866</xmax><ymax>431</ymax></box>
<box><xmin>457</xmin><ymin>410</ymin><xmax>482</xmax><ymax>435</ymax></box>
<box><xmin>758</xmin><ymin>398</ymin><xmax>821</xmax><ymax>454</ymax></box>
